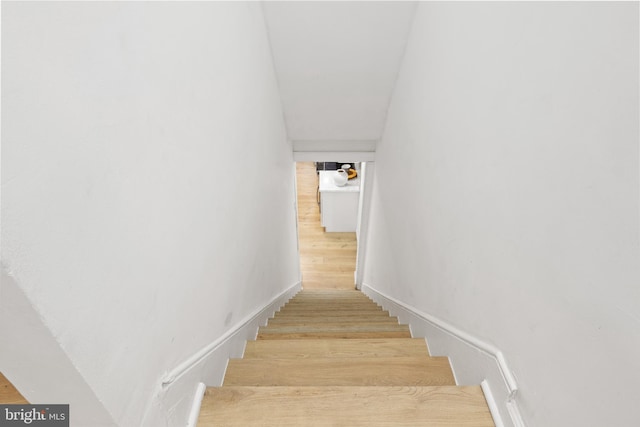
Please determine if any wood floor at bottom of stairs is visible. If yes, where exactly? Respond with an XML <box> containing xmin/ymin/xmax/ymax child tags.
<box><xmin>199</xmin><ymin>385</ymin><xmax>495</xmax><ymax>426</ymax></box>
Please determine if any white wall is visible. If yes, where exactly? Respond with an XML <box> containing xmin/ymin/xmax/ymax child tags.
<box><xmin>364</xmin><ymin>2</ymin><xmax>639</xmax><ymax>427</ymax></box>
<box><xmin>1</xmin><ymin>2</ymin><xmax>300</xmax><ymax>426</ymax></box>
<box><xmin>263</xmin><ymin>1</ymin><xmax>416</xmax><ymax>141</ymax></box>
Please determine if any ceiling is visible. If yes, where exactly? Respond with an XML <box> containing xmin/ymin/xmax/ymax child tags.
<box><xmin>262</xmin><ymin>1</ymin><xmax>417</xmax><ymax>149</ymax></box>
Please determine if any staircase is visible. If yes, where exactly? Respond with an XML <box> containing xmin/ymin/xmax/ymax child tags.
<box><xmin>198</xmin><ymin>289</ymin><xmax>495</xmax><ymax>426</ymax></box>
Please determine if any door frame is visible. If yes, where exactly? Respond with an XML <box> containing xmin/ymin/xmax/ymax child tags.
<box><xmin>293</xmin><ymin>150</ymin><xmax>375</xmax><ymax>289</ymax></box>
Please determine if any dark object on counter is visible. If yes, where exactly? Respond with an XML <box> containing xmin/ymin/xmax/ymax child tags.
<box><xmin>315</xmin><ymin>162</ymin><xmax>344</xmax><ymax>172</ymax></box>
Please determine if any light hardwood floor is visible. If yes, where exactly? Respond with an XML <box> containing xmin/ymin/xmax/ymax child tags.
<box><xmin>296</xmin><ymin>162</ymin><xmax>357</xmax><ymax>290</ymax></box>
<box><xmin>0</xmin><ymin>372</ymin><xmax>28</xmax><ymax>404</ymax></box>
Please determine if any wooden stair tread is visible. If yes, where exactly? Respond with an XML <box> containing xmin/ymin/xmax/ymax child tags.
<box><xmin>288</xmin><ymin>293</ymin><xmax>375</xmax><ymax>304</ymax></box>
<box><xmin>257</xmin><ymin>330</ymin><xmax>412</xmax><ymax>339</ymax></box>
<box><xmin>267</xmin><ymin>316</ymin><xmax>400</xmax><ymax>325</ymax></box>
<box><xmin>224</xmin><ymin>356</ymin><xmax>455</xmax><ymax>386</ymax></box>
<box><xmin>282</xmin><ymin>302</ymin><xmax>381</xmax><ymax>308</ymax></box>
<box><xmin>279</xmin><ymin>308</ymin><xmax>385</xmax><ymax>313</ymax></box>
<box><xmin>0</xmin><ymin>373</ymin><xmax>28</xmax><ymax>404</ymax></box>
<box><xmin>262</xmin><ymin>317</ymin><xmax>408</xmax><ymax>331</ymax></box>
<box><xmin>243</xmin><ymin>338</ymin><xmax>430</xmax><ymax>359</ymax></box>
<box><xmin>199</xmin><ymin>386</ymin><xmax>494</xmax><ymax>426</ymax></box>
<box><xmin>283</xmin><ymin>297</ymin><xmax>379</xmax><ymax>305</ymax></box>
<box><xmin>257</xmin><ymin>323</ymin><xmax>412</xmax><ymax>340</ymax></box>
<box><xmin>296</xmin><ymin>290</ymin><xmax>364</xmax><ymax>294</ymax></box>
<box><xmin>274</xmin><ymin>310</ymin><xmax>392</xmax><ymax>318</ymax></box>
<box><xmin>260</xmin><ymin>323</ymin><xmax>409</xmax><ymax>332</ymax></box>
<box><xmin>279</xmin><ymin>305</ymin><xmax>384</xmax><ymax>312</ymax></box>
<box><xmin>292</xmin><ymin>292</ymin><xmax>372</xmax><ymax>298</ymax></box>
<box><xmin>290</xmin><ymin>294</ymin><xmax>370</xmax><ymax>298</ymax></box>
<box><xmin>286</xmin><ymin>295</ymin><xmax>374</xmax><ymax>301</ymax></box>
<box><xmin>288</xmin><ymin>292</ymin><xmax>373</xmax><ymax>297</ymax></box>
<box><xmin>266</xmin><ymin>321</ymin><xmax>402</xmax><ymax>328</ymax></box>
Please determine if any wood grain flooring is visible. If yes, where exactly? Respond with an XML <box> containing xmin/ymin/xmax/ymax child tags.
<box><xmin>224</xmin><ymin>356</ymin><xmax>456</xmax><ymax>386</ymax></box>
<box><xmin>243</xmin><ymin>338</ymin><xmax>431</xmax><ymax>359</ymax></box>
<box><xmin>256</xmin><ymin>327</ymin><xmax>412</xmax><ymax>340</ymax></box>
<box><xmin>0</xmin><ymin>373</ymin><xmax>28</xmax><ymax>404</ymax></box>
<box><xmin>296</xmin><ymin>162</ymin><xmax>357</xmax><ymax>290</ymax></box>
<box><xmin>202</xmin><ymin>386</ymin><xmax>494</xmax><ymax>427</ymax></box>
<box><xmin>199</xmin><ymin>289</ymin><xmax>495</xmax><ymax>426</ymax></box>
<box><xmin>266</xmin><ymin>316</ymin><xmax>400</xmax><ymax>325</ymax></box>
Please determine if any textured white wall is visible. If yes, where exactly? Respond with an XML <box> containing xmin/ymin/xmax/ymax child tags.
<box><xmin>1</xmin><ymin>2</ymin><xmax>299</xmax><ymax>426</ymax></box>
<box><xmin>364</xmin><ymin>3</ymin><xmax>639</xmax><ymax>426</ymax></box>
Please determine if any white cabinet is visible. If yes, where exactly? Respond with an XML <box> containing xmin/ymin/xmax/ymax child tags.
<box><xmin>318</xmin><ymin>171</ymin><xmax>360</xmax><ymax>232</ymax></box>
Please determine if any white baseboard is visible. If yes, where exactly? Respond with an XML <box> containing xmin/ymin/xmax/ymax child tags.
<box><xmin>153</xmin><ymin>281</ymin><xmax>301</xmax><ymax>427</ymax></box>
<box><xmin>361</xmin><ymin>283</ymin><xmax>525</xmax><ymax>427</ymax></box>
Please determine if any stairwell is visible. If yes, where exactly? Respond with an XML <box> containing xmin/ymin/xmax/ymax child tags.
<box><xmin>198</xmin><ymin>289</ymin><xmax>495</xmax><ymax>426</ymax></box>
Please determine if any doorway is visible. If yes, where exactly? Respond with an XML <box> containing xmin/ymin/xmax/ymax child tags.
<box><xmin>295</xmin><ymin>162</ymin><xmax>359</xmax><ymax>290</ymax></box>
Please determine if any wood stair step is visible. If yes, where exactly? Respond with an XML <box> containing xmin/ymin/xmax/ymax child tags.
<box><xmin>281</xmin><ymin>309</ymin><xmax>384</xmax><ymax>313</ymax></box>
<box><xmin>300</xmin><ymin>257</ymin><xmax>358</xmax><ymax>266</ymax></box>
<box><xmin>224</xmin><ymin>356</ymin><xmax>455</xmax><ymax>386</ymax></box>
<box><xmin>278</xmin><ymin>309</ymin><xmax>385</xmax><ymax>315</ymax></box>
<box><xmin>287</xmin><ymin>295</ymin><xmax>375</xmax><ymax>301</ymax></box>
<box><xmin>287</xmin><ymin>296</ymin><xmax>375</xmax><ymax>304</ymax></box>
<box><xmin>279</xmin><ymin>304</ymin><xmax>384</xmax><ymax>312</ymax></box>
<box><xmin>299</xmin><ymin>282</ymin><xmax>357</xmax><ymax>289</ymax></box>
<box><xmin>293</xmin><ymin>290</ymin><xmax>371</xmax><ymax>296</ymax></box>
<box><xmin>292</xmin><ymin>290</ymin><xmax>370</xmax><ymax>294</ymax></box>
<box><xmin>259</xmin><ymin>323</ymin><xmax>409</xmax><ymax>333</ymax></box>
<box><xmin>257</xmin><ymin>324</ymin><xmax>411</xmax><ymax>340</ymax></box>
<box><xmin>266</xmin><ymin>322</ymin><xmax>403</xmax><ymax>331</ymax></box>
<box><xmin>257</xmin><ymin>329</ymin><xmax>411</xmax><ymax>339</ymax></box>
<box><xmin>273</xmin><ymin>310</ymin><xmax>392</xmax><ymax>318</ymax></box>
<box><xmin>282</xmin><ymin>301</ymin><xmax>379</xmax><ymax>307</ymax></box>
<box><xmin>279</xmin><ymin>307</ymin><xmax>384</xmax><ymax>313</ymax></box>
<box><xmin>199</xmin><ymin>386</ymin><xmax>495</xmax><ymax>426</ymax></box>
<box><xmin>284</xmin><ymin>290</ymin><xmax>370</xmax><ymax>300</ymax></box>
<box><xmin>243</xmin><ymin>338</ymin><xmax>430</xmax><ymax>359</ymax></box>
<box><xmin>267</xmin><ymin>316</ymin><xmax>400</xmax><ymax>325</ymax></box>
